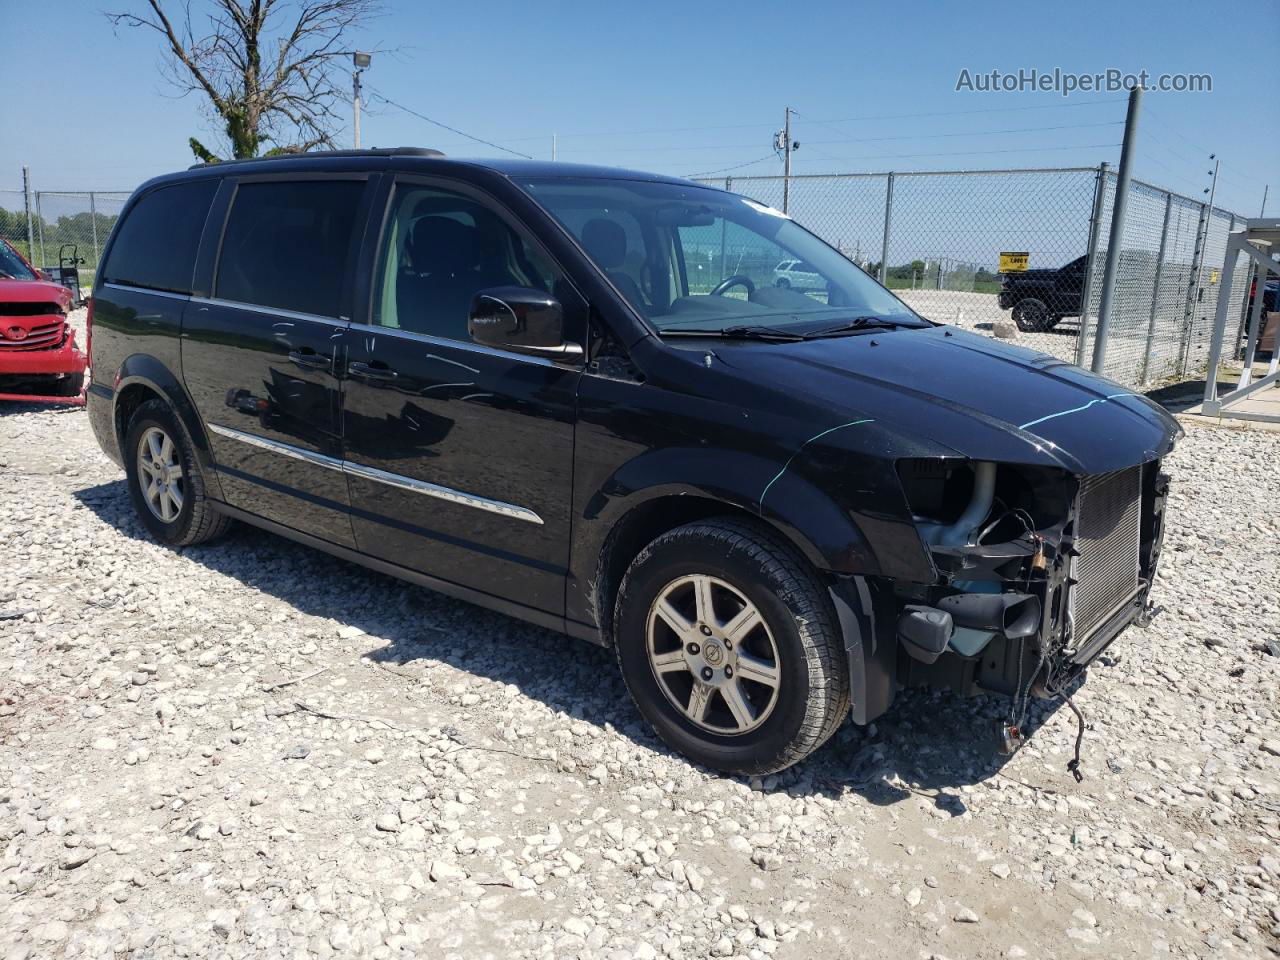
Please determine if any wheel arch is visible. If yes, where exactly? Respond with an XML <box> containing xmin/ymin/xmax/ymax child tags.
<box><xmin>588</xmin><ymin>485</ymin><xmax>870</xmax><ymax>648</ymax></box>
<box><xmin>112</xmin><ymin>354</ymin><xmax>223</xmax><ymax>500</ymax></box>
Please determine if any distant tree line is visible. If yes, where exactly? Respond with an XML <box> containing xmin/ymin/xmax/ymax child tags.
<box><xmin>0</xmin><ymin>206</ymin><xmax>120</xmax><ymax>266</ymax></box>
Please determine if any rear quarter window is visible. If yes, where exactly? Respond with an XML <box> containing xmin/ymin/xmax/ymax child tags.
<box><xmin>215</xmin><ymin>179</ymin><xmax>365</xmax><ymax>317</ymax></box>
<box><xmin>102</xmin><ymin>180</ymin><xmax>218</xmax><ymax>294</ymax></box>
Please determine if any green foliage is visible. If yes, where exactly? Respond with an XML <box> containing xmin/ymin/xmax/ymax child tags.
<box><xmin>189</xmin><ymin>138</ymin><xmax>221</xmax><ymax>164</ymax></box>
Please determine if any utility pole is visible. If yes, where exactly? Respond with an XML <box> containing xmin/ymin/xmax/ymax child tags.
<box><xmin>22</xmin><ymin>166</ymin><xmax>35</xmax><ymax>265</ymax></box>
<box><xmin>1262</xmin><ymin>184</ymin><xmax>1269</xmax><ymax>217</ymax></box>
<box><xmin>1091</xmin><ymin>84</ymin><xmax>1142</xmax><ymax>375</ymax></box>
<box><xmin>774</xmin><ymin>107</ymin><xmax>799</xmax><ymax>214</ymax></box>
<box><xmin>552</xmin><ymin>133</ymin><xmax>557</xmax><ymax>162</ymax></box>
<box><xmin>1187</xmin><ymin>155</ymin><xmax>1220</xmax><ymax>357</ymax></box>
<box><xmin>352</xmin><ymin>51</ymin><xmax>372</xmax><ymax>148</ymax></box>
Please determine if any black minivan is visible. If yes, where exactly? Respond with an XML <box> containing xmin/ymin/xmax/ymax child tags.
<box><xmin>87</xmin><ymin>149</ymin><xmax>1180</xmax><ymax>775</ymax></box>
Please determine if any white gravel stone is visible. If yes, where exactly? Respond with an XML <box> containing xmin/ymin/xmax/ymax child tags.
<box><xmin>0</xmin><ymin>403</ymin><xmax>1275</xmax><ymax>960</ymax></box>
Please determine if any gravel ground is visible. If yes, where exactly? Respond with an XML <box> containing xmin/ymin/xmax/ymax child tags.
<box><xmin>1</xmin><ymin>398</ymin><xmax>1278</xmax><ymax>960</ymax></box>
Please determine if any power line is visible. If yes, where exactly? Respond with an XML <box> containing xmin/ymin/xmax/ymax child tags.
<box><xmin>418</xmin><ymin>96</ymin><xmax>1129</xmax><ymax>149</ymax></box>
<box><xmin>554</xmin><ymin>120</ymin><xmax>1124</xmax><ymax>157</ymax></box>
<box><xmin>367</xmin><ymin>89</ymin><xmax>534</xmax><ymax>159</ymax></box>
<box><xmin>794</xmin><ymin>97</ymin><xmax>1126</xmax><ymax>129</ymax></box>
<box><xmin>1142</xmin><ymin>107</ymin><xmax>1272</xmax><ymax>189</ymax></box>
<box><xmin>791</xmin><ymin>141</ymin><xmax>1122</xmax><ymax>164</ymax></box>
<box><xmin>684</xmin><ymin>155</ymin><xmax>780</xmax><ymax>178</ymax></box>
<box><xmin>800</xmin><ymin>119</ymin><xmax>1123</xmax><ymax>147</ymax></box>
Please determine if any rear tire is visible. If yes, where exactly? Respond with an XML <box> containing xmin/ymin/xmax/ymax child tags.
<box><xmin>124</xmin><ymin>399</ymin><xmax>231</xmax><ymax>546</ymax></box>
<box><xmin>1011</xmin><ymin>298</ymin><xmax>1053</xmax><ymax>332</ymax></box>
<box><xmin>613</xmin><ymin>517</ymin><xmax>849</xmax><ymax>775</ymax></box>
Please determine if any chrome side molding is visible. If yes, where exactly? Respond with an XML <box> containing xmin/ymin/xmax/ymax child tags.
<box><xmin>207</xmin><ymin>422</ymin><xmax>544</xmax><ymax>525</ymax></box>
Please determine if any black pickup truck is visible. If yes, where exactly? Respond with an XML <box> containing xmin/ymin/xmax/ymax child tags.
<box><xmin>998</xmin><ymin>254</ymin><xmax>1087</xmax><ymax>332</ymax></box>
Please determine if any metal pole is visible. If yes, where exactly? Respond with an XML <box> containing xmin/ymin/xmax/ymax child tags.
<box><xmin>782</xmin><ymin>106</ymin><xmax>792</xmax><ymax>214</ymax></box>
<box><xmin>35</xmin><ymin>192</ymin><xmax>46</xmax><ymax>267</ymax></box>
<box><xmin>1139</xmin><ymin>192</ymin><xmax>1173</xmax><ymax>383</ymax></box>
<box><xmin>1262</xmin><ymin>184</ymin><xmax>1269</xmax><ymax>217</ymax></box>
<box><xmin>1172</xmin><ymin>202</ymin><xmax>1203</xmax><ymax>376</ymax></box>
<box><xmin>552</xmin><ymin>133</ymin><xmax>557</xmax><ymax>161</ymax></box>
<box><xmin>1075</xmin><ymin>161</ymin><xmax>1109</xmax><ymax>367</ymax></box>
<box><xmin>1233</xmin><ymin>257</ymin><xmax>1255</xmax><ymax>363</ymax></box>
<box><xmin>1091</xmin><ymin>84</ymin><xmax>1143</xmax><ymax>375</ymax></box>
<box><xmin>353</xmin><ymin>68</ymin><xmax>362</xmax><ymax>148</ymax></box>
<box><xmin>1202</xmin><ymin>232</ymin><xmax>1242</xmax><ymax>406</ymax></box>
<box><xmin>878</xmin><ymin>172</ymin><xmax>894</xmax><ymax>285</ymax></box>
<box><xmin>89</xmin><ymin>191</ymin><xmax>99</xmax><ymax>267</ymax></box>
<box><xmin>1181</xmin><ymin>159</ymin><xmax>1219</xmax><ymax>376</ymax></box>
<box><xmin>22</xmin><ymin>166</ymin><xmax>35</xmax><ymax>265</ymax></box>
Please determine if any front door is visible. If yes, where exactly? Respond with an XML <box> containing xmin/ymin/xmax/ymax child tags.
<box><xmin>183</xmin><ymin>176</ymin><xmax>372</xmax><ymax>547</ymax></box>
<box><xmin>342</xmin><ymin>178</ymin><xmax>584</xmax><ymax>615</ymax></box>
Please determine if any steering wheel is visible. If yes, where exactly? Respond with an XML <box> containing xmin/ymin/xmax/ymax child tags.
<box><xmin>710</xmin><ymin>275</ymin><xmax>755</xmax><ymax>297</ymax></box>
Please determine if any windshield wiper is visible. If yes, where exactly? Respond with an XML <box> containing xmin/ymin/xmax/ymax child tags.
<box><xmin>802</xmin><ymin>316</ymin><xmax>918</xmax><ymax>338</ymax></box>
<box><xmin>661</xmin><ymin>324</ymin><xmax>807</xmax><ymax>342</ymax></box>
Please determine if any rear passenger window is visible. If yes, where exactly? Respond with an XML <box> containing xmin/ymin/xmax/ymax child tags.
<box><xmin>216</xmin><ymin>180</ymin><xmax>364</xmax><ymax>317</ymax></box>
<box><xmin>102</xmin><ymin>180</ymin><xmax>217</xmax><ymax>294</ymax></box>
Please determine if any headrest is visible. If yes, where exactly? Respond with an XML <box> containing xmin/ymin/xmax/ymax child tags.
<box><xmin>408</xmin><ymin>216</ymin><xmax>478</xmax><ymax>274</ymax></box>
<box><xmin>581</xmin><ymin>218</ymin><xmax>628</xmax><ymax>269</ymax></box>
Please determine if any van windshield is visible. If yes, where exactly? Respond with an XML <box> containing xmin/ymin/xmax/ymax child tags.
<box><xmin>517</xmin><ymin>177</ymin><xmax>926</xmax><ymax>336</ymax></box>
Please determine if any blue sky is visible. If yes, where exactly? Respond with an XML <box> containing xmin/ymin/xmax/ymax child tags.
<box><xmin>1</xmin><ymin>0</ymin><xmax>1275</xmax><ymax>216</ymax></box>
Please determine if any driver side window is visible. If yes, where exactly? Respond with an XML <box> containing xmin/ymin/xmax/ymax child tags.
<box><xmin>374</xmin><ymin>184</ymin><xmax>560</xmax><ymax>340</ymax></box>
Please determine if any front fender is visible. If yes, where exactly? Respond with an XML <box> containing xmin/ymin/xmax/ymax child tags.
<box><xmin>581</xmin><ymin>445</ymin><xmax>877</xmax><ymax>579</ymax></box>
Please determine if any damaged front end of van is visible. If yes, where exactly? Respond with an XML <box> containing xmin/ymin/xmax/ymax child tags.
<box><xmin>890</xmin><ymin>456</ymin><xmax>1171</xmax><ymax>757</ymax></box>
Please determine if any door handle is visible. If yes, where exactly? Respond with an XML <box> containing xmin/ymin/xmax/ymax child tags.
<box><xmin>348</xmin><ymin>361</ymin><xmax>399</xmax><ymax>382</ymax></box>
<box><xmin>289</xmin><ymin>350</ymin><xmax>332</xmax><ymax>370</ymax></box>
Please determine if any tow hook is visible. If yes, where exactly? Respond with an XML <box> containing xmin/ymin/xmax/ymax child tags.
<box><xmin>1135</xmin><ymin>602</ymin><xmax>1163</xmax><ymax>628</ymax></box>
<box><xmin>995</xmin><ymin>721</ymin><xmax>1024</xmax><ymax>755</ymax></box>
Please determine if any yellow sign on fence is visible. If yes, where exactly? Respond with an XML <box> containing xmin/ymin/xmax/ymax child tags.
<box><xmin>999</xmin><ymin>251</ymin><xmax>1030</xmax><ymax>272</ymax></box>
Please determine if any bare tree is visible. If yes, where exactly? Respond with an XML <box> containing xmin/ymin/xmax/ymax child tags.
<box><xmin>108</xmin><ymin>0</ymin><xmax>381</xmax><ymax>161</ymax></box>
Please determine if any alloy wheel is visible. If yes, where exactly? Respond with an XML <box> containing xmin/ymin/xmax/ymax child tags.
<box><xmin>645</xmin><ymin>574</ymin><xmax>781</xmax><ymax>735</ymax></box>
<box><xmin>136</xmin><ymin>426</ymin><xmax>185</xmax><ymax>523</ymax></box>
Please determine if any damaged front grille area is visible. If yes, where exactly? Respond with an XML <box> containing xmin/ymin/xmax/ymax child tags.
<box><xmin>1071</xmin><ymin>465</ymin><xmax>1142</xmax><ymax>643</ymax></box>
<box><xmin>0</xmin><ymin>320</ymin><xmax>65</xmax><ymax>350</ymax></box>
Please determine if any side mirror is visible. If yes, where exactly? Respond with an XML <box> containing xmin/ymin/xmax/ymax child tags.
<box><xmin>468</xmin><ymin>286</ymin><xmax>583</xmax><ymax>360</ymax></box>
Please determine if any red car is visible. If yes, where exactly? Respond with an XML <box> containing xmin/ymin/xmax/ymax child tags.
<box><xmin>0</xmin><ymin>239</ymin><xmax>87</xmax><ymax>404</ymax></box>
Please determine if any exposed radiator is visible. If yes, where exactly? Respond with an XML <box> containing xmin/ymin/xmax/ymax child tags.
<box><xmin>1071</xmin><ymin>465</ymin><xmax>1142</xmax><ymax>642</ymax></box>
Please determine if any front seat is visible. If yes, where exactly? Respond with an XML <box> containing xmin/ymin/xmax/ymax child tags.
<box><xmin>397</xmin><ymin>216</ymin><xmax>483</xmax><ymax>339</ymax></box>
<box><xmin>581</xmin><ymin>218</ymin><xmax>646</xmax><ymax>310</ymax></box>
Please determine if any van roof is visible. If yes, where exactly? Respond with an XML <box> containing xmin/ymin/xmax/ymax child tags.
<box><xmin>157</xmin><ymin>148</ymin><xmax>699</xmax><ymax>190</ymax></box>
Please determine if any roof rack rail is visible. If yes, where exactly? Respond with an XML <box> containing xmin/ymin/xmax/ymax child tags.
<box><xmin>187</xmin><ymin>147</ymin><xmax>445</xmax><ymax>170</ymax></box>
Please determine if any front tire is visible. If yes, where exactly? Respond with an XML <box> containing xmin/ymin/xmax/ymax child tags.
<box><xmin>124</xmin><ymin>399</ymin><xmax>231</xmax><ymax>546</ymax></box>
<box><xmin>614</xmin><ymin>518</ymin><xmax>849</xmax><ymax>775</ymax></box>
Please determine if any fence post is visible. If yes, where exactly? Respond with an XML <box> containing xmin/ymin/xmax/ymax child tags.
<box><xmin>878</xmin><ymin>172</ymin><xmax>894</xmax><ymax>285</ymax></box>
<box><xmin>35</xmin><ymin>192</ymin><xmax>46</xmax><ymax>267</ymax></box>
<box><xmin>22</xmin><ymin>166</ymin><xmax>35</xmax><ymax>265</ymax></box>
<box><xmin>1139</xmin><ymin>192</ymin><xmax>1173</xmax><ymax>384</ymax></box>
<box><xmin>89</xmin><ymin>191</ymin><xmax>100</xmax><ymax>266</ymax></box>
<box><xmin>1091</xmin><ymin>84</ymin><xmax>1142</xmax><ymax>375</ymax></box>
<box><xmin>1176</xmin><ymin>201</ymin><xmax>1210</xmax><ymax>376</ymax></box>
<box><xmin>1075</xmin><ymin>161</ymin><xmax>1109</xmax><ymax>367</ymax></box>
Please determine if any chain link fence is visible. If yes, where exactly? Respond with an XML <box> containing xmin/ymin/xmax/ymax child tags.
<box><xmin>697</xmin><ymin>167</ymin><xmax>1249</xmax><ymax>391</ymax></box>
<box><xmin>0</xmin><ymin>188</ymin><xmax>130</xmax><ymax>282</ymax></box>
<box><xmin>2</xmin><ymin>170</ymin><xmax>1251</xmax><ymax>391</ymax></box>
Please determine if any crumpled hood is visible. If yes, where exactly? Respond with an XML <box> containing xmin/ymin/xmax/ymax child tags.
<box><xmin>711</xmin><ymin>326</ymin><xmax>1182</xmax><ymax>475</ymax></box>
<box><xmin>0</xmin><ymin>277</ymin><xmax>73</xmax><ymax>308</ymax></box>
